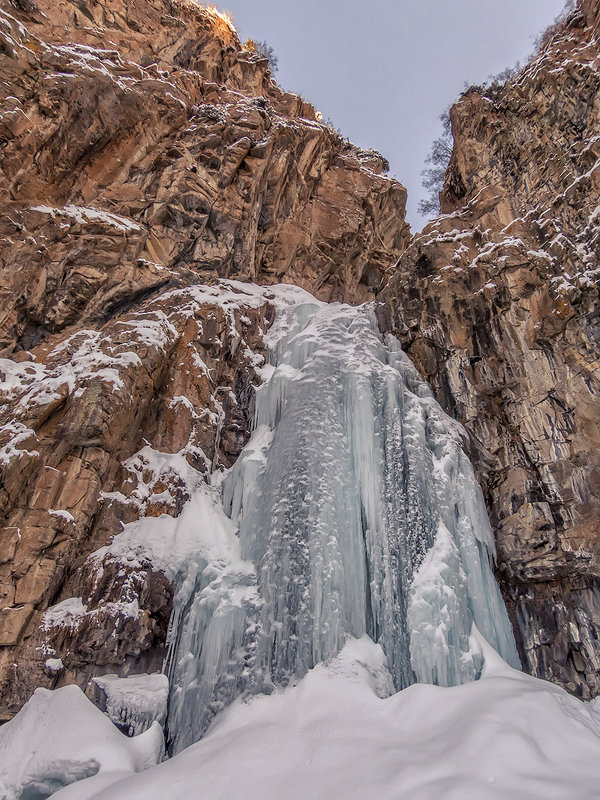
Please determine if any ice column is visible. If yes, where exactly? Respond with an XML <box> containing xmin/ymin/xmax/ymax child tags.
<box><xmin>166</xmin><ymin>298</ymin><xmax>520</xmax><ymax>753</ymax></box>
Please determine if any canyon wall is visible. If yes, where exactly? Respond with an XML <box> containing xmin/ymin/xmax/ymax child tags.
<box><xmin>1</xmin><ymin>0</ymin><xmax>600</xmax><ymax>718</ymax></box>
<box><xmin>381</xmin><ymin>1</ymin><xmax>600</xmax><ymax>697</ymax></box>
<box><xmin>0</xmin><ymin>0</ymin><xmax>408</xmax><ymax>718</ymax></box>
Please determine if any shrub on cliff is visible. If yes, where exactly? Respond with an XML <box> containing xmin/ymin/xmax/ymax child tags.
<box><xmin>243</xmin><ymin>38</ymin><xmax>279</xmax><ymax>73</ymax></box>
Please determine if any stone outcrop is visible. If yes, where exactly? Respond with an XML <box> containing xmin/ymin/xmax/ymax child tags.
<box><xmin>0</xmin><ymin>280</ymin><xmax>282</xmax><ymax>718</ymax></box>
<box><xmin>381</xmin><ymin>1</ymin><xmax>600</xmax><ymax>698</ymax></box>
<box><xmin>0</xmin><ymin>0</ymin><xmax>408</xmax><ymax>332</ymax></box>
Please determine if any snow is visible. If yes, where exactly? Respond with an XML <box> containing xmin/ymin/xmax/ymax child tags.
<box><xmin>115</xmin><ymin>312</ymin><xmax>177</xmax><ymax>350</ymax></box>
<box><xmin>1</xmin><ymin>329</ymin><xmax>145</xmax><ymax>417</ymax></box>
<box><xmin>0</xmin><ymin>685</ymin><xmax>163</xmax><ymax>800</ymax></box>
<box><xmin>527</xmin><ymin>248</ymin><xmax>554</xmax><ymax>262</ymax></box>
<box><xmin>99</xmin><ymin>445</ymin><xmax>204</xmax><ymax>514</ymax></box>
<box><xmin>0</xmin><ymin>309</ymin><xmax>189</xmax><ymax>473</ymax></box>
<box><xmin>42</xmin><ymin>594</ymin><xmax>140</xmax><ymax>634</ymax></box>
<box><xmin>31</xmin><ymin>205</ymin><xmax>141</xmax><ymax>232</ymax></box>
<box><xmin>0</xmin><ymin>420</ymin><xmax>39</xmax><ymax>465</ymax></box>
<box><xmin>42</xmin><ymin>597</ymin><xmax>88</xmax><ymax>630</ymax></box>
<box><xmin>92</xmin><ymin>481</ymin><xmax>251</xmax><ymax>584</ymax></box>
<box><xmin>0</xmin><ymin>280</ymin><xmax>315</xmax><ymax>471</ymax></box>
<box><xmin>49</xmin><ymin>509</ymin><xmax>75</xmax><ymax>523</ymax></box>
<box><xmin>22</xmin><ymin>636</ymin><xmax>600</xmax><ymax>800</ymax></box>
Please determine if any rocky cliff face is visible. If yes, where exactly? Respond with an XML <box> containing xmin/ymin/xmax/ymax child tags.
<box><xmin>1</xmin><ymin>0</ymin><xmax>600</xmax><ymax>720</ymax></box>
<box><xmin>381</xmin><ymin>1</ymin><xmax>600</xmax><ymax>698</ymax></box>
<box><xmin>0</xmin><ymin>0</ymin><xmax>409</xmax><ymax>718</ymax></box>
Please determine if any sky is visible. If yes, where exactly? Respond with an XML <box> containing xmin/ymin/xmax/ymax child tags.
<box><xmin>217</xmin><ymin>0</ymin><xmax>567</xmax><ymax>230</ymax></box>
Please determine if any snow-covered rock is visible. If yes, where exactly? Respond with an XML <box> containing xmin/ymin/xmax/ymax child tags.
<box><xmin>0</xmin><ymin>685</ymin><xmax>163</xmax><ymax>800</ymax></box>
<box><xmin>91</xmin><ymin>673</ymin><xmax>169</xmax><ymax>736</ymax></box>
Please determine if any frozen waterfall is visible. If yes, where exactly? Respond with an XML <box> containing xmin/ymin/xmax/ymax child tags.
<box><xmin>165</xmin><ymin>297</ymin><xmax>520</xmax><ymax>754</ymax></box>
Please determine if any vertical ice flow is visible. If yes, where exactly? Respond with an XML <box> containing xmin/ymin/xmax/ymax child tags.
<box><xmin>166</xmin><ymin>298</ymin><xmax>520</xmax><ymax>753</ymax></box>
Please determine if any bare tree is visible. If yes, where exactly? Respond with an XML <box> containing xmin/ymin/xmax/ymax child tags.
<box><xmin>418</xmin><ymin>111</ymin><xmax>453</xmax><ymax>217</ymax></box>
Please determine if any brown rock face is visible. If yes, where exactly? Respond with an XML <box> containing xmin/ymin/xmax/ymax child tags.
<box><xmin>0</xmin><ymin>0</ymin><xmax>411</xmax><ymax>719</ymax></box>
<box><xmin>0</xmin><ymin>280</ymin><xmax>281</xmax><ymax>718</ymax></box>
<box><xmin>0</xmin><ymin>0</ymin><xmax>408</xmax><ymax>331</ymax></box>
<box><xmin>2</xmin><ymin>0</ymin><xmax>600</xmax><ymax>722</ymax></box>
<box><xmin>381</xmin><ymin>1</ymin><xmax>600</xmax><ymax>698</ymax></box>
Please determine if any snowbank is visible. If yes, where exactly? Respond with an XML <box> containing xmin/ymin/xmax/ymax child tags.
<box><xmin>0</xmin><ymin>685</ymin><xmax>163</xmax><ymax>800</ymax></box>
<box><xmin>11</xmin><ymin>635</ymin><xmax>598</xmax><ymax>800</ymax></box>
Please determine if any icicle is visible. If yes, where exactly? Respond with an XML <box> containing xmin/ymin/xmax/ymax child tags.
<box><xmin>165</xmin><ymin>296</ymin><xmax>520</xmax><ymax>753</ymax></box>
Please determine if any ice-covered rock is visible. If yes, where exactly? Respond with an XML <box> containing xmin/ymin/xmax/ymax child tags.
<box><xmin>91</xmin><ymin>673</ymin><xmax>169</xmax><ymax>736</ymax></box>
<box><xmin>165</xmin><ymin>299</ymin><xmax>519</xmax><ymax>752</ymax></box>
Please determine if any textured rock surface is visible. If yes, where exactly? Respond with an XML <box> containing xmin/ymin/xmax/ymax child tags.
<box><xmin>0</xmin><ymin>0</ymin><xmax>408</xmax><ymax>329</ymax></box>
<box><xmin>2</xmin><ymin>0</ymin><xmax>600</xmax><ymax>720</ymax></box>
<box><xmin>381</xmin><ymin>1</ymin><xmax>600</xmax><ymax>698</ymax></box>
<box><xmin>0</xmin><ymin>0</ymin><xmax>410</xmax><ymax>719</ymax></box>
<box><xmin>0</xmin><ymin>280</ymin><xmax>282</xmax><ymax>719</ymax></box>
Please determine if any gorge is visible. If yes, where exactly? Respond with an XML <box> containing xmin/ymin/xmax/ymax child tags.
<box><xmin>0</xmin><ymin>0</ymin><xmax>600</xmax><ymax>797</ymax></box>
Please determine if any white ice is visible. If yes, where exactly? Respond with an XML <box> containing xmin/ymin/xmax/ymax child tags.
<box><xmin>91</xmin><ymin>673</ymin><xmax>169</xmax><ymax>736</ymax></box>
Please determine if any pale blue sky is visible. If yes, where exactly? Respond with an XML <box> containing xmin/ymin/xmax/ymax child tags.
<box><xmin>220</xmin><ymin>1</ymin><xmax>567</xmax><ymax>229</ymax></box>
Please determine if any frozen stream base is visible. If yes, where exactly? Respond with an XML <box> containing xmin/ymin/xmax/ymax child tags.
<box><xmin>2</xmin><ymin>635</ymin><xmax>600</xmax><ymax>800</ymax></box>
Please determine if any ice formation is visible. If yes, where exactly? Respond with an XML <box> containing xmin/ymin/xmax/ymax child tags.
<box><xmin>165</xmin><ymin>297</ymin><xmax>520</xmax><ymax>752</ymax></box>
<box><xmin>91</xmin><ymin>673</ymin><xmax>169</xmax><ymax>736</ymax></box>
<box><xmin>5</xmin><ymin>289</ymin><xmax>600</xmax><ymax>800</ymax></box>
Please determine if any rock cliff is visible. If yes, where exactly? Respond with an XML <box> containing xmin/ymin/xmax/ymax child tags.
<box><xmin>381</xmin><ymin>0</ymin><xmax>600</xmax><ymax>698</ymax></box>
<box><xmin>0</xmin><ymin>0</ymin><xmax>408</xmax><ymax>718</ymax></box>
<box><xmin>1</xmin><ymin>0</ymin><xmax>600</xmax><ymax>720</ymax></box>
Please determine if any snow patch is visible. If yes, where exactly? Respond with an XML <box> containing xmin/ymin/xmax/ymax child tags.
<box><xmin>42</xmin><ymin>597</ymin><xmax>88</xmax><ymax>630</ymax></box>
<box><xmin>31</xmin><ymin>205</ymin><xmax>141</xmax><ymax>232</ymax></box>
<box><xmin>49</xmin><ymin>509</ymin><xmax>75</xmax><ymax>523</ymax></box>
<box><xmin>92</xmin><ymin>481</ymin><xmax>250</xmax><ymax>583</ymax></box>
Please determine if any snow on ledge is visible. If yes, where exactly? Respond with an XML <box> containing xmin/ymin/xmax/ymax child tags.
<box><xmin>31</xmin><ymin>205</ymin><xmax>141</xmax><ymax>232</ymax></box>
<box><xmin>41</xmin><ymin>597</ymin><xmax>88</xmax><ymax>630</ymax></box>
